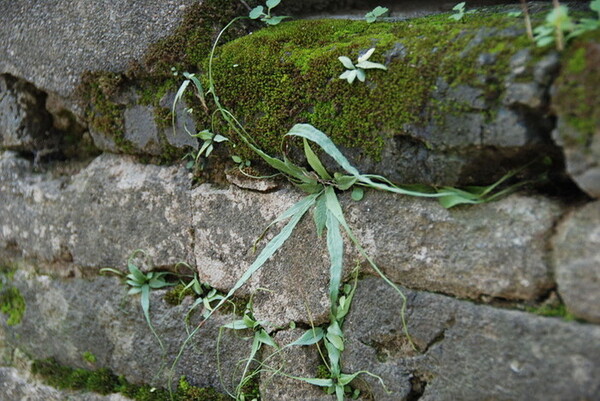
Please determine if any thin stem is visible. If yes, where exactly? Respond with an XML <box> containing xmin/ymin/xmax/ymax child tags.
<box><xmin>519</xmin><ymin>0</ymin><xmax>534</xmax><ymax>40</ymax></box>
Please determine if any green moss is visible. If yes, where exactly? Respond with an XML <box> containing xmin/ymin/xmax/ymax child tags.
<box><xmin>31</xmin><ymin>358</ymin><xmax>230</xmax><ymax>401</ymax></box>
<box><xmin>78</xmin><ymin>71</ymin><xmax>135</xmax><ymax>153</ymax></box>
<box><xmin>82</xmin><ymin>351</ymin><xmax>97</xmax><ymax>364</ymax></box>
<box><xmin>178</xmin><ymin>376</ymin><xmax>229</xmax><ymax>401</ymax></box>
<box><xmin>164</xmin><ymin>283</ymin><xmax>196</xmax><ymax>306</ymax></box>
<box><xmin>553</xmin><ymin>31</ymin><xmax>600</xmax><ymax>146</ymax></box>
<box><xmin>526</xmin><ymin>303</ymin><xmax>576</xmax><ymax>321</ymax></box>
<box><xmin>0</xmin><ymin>288</ymin><xmax>25</xmax><ymax>326</ymax></box>
<box><xmin>203</xmin><ymin>12</ymin><xmax>546</xmax><ymax>161</ymax></box>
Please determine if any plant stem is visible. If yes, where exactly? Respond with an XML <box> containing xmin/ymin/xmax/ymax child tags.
<box><xmin>553</xmin><ymin>0</ymin><xmax>565</xmax><ymax>50</ymax></box>
<box><xmin>519</xmin><ymin>0</ymin><xmax>534</xmax><ymax>40</ymax></box>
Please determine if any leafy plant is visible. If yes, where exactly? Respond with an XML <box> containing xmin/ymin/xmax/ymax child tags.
<box><xmin>338</xmin><ymin>48</ymin><xmax>387</xmax><ymax>84</ymax></box>
<box><xmin>167</xmin><ymin>7</ymin><xmax>536</xmax><ymax>400</ymax></box>
<box><xmin>449</xmin><ymin>2</ymin><xmax>467</xmax><ymax>21</ymax></box>
<box><xmin>365</xmin><ymin>6</ymin><xmax>389</xmax><ymax>23</ymax></box>
<box><xmin>249</xmin><ymin>0</ymin><xmax>289</xmax><ymax>26</ymax></box>
<box><xmin>533</xmin><ymin>2</ymin><xmax>574</xmax><ymax>50</ymax></box>
<box><xmin>220</xmin><ymin>301</ymin><xmax>276</xmax><ymax>401</ymax></box>
<box><xmin>567</xmin><ymin>0</ymin><xmax>600</xmax><ymax>40</ymax></box>
<box><xmin>100</xmin><ymin>250</ymin><xmax>175</xmax><ymax>353</ymax></box>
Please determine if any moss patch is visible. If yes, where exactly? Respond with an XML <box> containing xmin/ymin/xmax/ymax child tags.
<box><xmin>0</xmin><ymin>287</ymin><xmax>25</xmax><ymax>326</ymax></box>
<box><xmin>31</xmin><ymin>358</ymin><xmax>230</xmax><ymax>401</ymax></box>
<box><xmin>553</xmin><ymin>30</ymin><xmax>600</xmax><ymax>146</ymax></box>
<box><xmin>0</xmin><ymin>264</ymin><xmax>25</xmax><ymax>326</ymax></box>
<box><xmin>201</xmin><ymin>12</ymin><xmax>548</xmax><ymax>161</ymax></box>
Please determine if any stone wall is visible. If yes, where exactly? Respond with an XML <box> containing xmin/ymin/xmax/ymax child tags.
<box><xmin>1</xmin><ymin>1</ymin><xmax>599</xmax><ymax>401</ymax></box>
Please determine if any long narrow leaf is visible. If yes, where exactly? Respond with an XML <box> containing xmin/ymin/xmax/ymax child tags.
<box><xmin>326</xmin><ymin>206</ymin><xmax>344</xmax><ymax>315</ymax></box>
<box><xmin>207</xmin><ymin>193</ymin><xmax>318</xmax><ymax>319</ymax></box>
<box><xmin>324</xmin><ymin>187</ymin><xmax>415</xmax><ymax>349</ymax></box>
<box><xmin>287</xmin><ymin>124</ymin><xmax>361</xmax><ymax>177</ymax></box>
<box><xmin>303</xmin><ymin>138</ymin><xmax>332</xmax><ymax>180</ymax></box>
<box><xmin>289</xmin><ymin>327</ymin><xmax>324</xmax><ymax>346</ymax></box>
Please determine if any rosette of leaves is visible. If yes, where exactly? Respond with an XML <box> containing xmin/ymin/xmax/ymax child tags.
<box><xmin>249</xmin><ymin>0</ymin><xmax>289</xmax><ymax>26</ymax></box>
<box><xmin>365</xmin><ymin>6</ymin><xmax>389</xmax><ymax>23</ymax></box>
<box><xmin>338</xmin><ymin>48</ymin><xmax>387</xmax><ymax>84</ymax></box>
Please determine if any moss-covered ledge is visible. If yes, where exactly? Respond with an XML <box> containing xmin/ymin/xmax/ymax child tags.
<box><xmin>80</xmin><ymin>5</ymin><xmax>572</xmax><ymax>186</ymax></box>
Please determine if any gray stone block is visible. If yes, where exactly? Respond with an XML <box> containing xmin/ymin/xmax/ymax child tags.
<box><xmin>344</xmin><ymin>277</ymin><xmax>600</xmax><ymax>401</ymax></box>
<box><xmin>553</xmin><ymin>201</ymin><xmax>600</xmax><ymax>323</ymax></box>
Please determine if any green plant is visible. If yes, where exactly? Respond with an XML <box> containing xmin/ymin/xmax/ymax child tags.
<box><xmin>449</xmin><ymin>2</ymin><xmax>467</xmax><ymax>21</ymax></box>
<box><xmin>567</xmin><ymin>0</ymin><xmax>600</xmax><ymax>39</ymax></box>
<box><xmin>168</xmin><ymin>8</ymin><xmax>536</xmax><ymax>400</ymax></box>
<box><xmin>249</xmin><ymin>0</ymin><xmax>288</xmax><ymax>26</ymax></box>
<box><xmin>534</xmin><ymin>2</ymin><xmax>574</xmax><ymax>50</ymax></box>
<box><xmin>100</xmin><ymin>250</ymin><xmax>176</xmax><ymax>353</ymax></box>
<box><xmin>82</xmin><ymin>351</ymin><xmax>97</xmax><ymax>364</ymax></box>
<box><xmin>365</xmin><ymin>6</ymin><xmax>389</xmax><ymax>23</ymax></box>
<box><xmin>219</xmin><ymin>300</ymin><xmax>276</xmax><ymax>401</ymax></box>
<box><xmin>0</xmin><ymin>286</ymin><xmax>25</xmax><ymax>326</ymax></box>
<box><xmin>338</xmin><ymin>48</ymin><xmax>387</xmax><ymax>84</ymax></box>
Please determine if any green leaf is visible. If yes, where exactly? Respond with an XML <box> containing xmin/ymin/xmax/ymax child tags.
<box><xmin>437</xmin><ymin>193</ymin><xmax>479</xmax><ymax>209</ymax></box>
<box><xmin>257</xmin><ymin>329</ymin><xmax>277</xmax><ymax>347</ymax></box>
<box><xmin>297</xmin><ymin>378</ymin><xmax>333</xmax><ymax>387</ymax></box>
<box><xmin>223</xmin><ymin>319</ymin><xmax>251</xmax><ymax>330</ymax></box>
<box><xmin>351</xmin><ymin>187</ymin><xmax>364</xmax><ymax>201</ymax></box>
<box><xmin>324</xmin><ymin>340</ymin><xmax>340</xmax><ymax>374</ymax></box>
<box><xmin>243</xmin><ymin>314</ymin><xmax>257</xmax><ymax>328</ymax></box>
<box><xmin>365</xmin><ymin>6</ymin><xmax>389</xmax><ymax>23</ymax></box>
<box><xmin>356</xmin><ymin>68</ymin><xmax>366</xmax><ymax>82</ymax></box>
<box><xmin>303</xmin><ymin>138</ymin><xmax>332</xmax><ymax>180</ymax></box>
<box><xmin>357</xmin><ymin>48</ymin><xmax>376</xmax><ymax>63</ymax></box>
<box><xmin>338</xmin><ymin>56</ymin><xmax>355</xmax><ymax>70</ymax></box>
<box><xmin>128</xmin><ymin>263</ymin><xmax>146</xmax><ymax>283</ymax></box>
<box><xmin>592</xmin><ymin>0</ymin><xmax>600</xmax><ymax>14</ymax></box>
<box><xmin>335</xmin><ymin>384</ymin><xmax>345</xmax><ymax>401</ymax></box>
<box><xmin>355</xmin><ymin>60</ymin><xmax>387</xmax><ymax>70</ymax></box>
<box><xmin>264</xmin><ymin>16</ymin><xmax>288</xmax><ymax>25</ymax></box>
<box><xmin>232</xmin><ymin>155</ymin><xmax>243</xmax><ymax>163</ymax></box>
<box><xmin>99</xmin><ymin>267</ymin><xmax>124</xmax><ymax>276</ymax></box>
<box><xmin>213</xmin><ymin>134</ymin><xmax>228</xmax><ymax>143</ymax></box>
<box><xmin>453</xmin><ymin>2</ymin><xmax>466</xmax><ymax>11</ymax></box>
<box><xmin>266</xmin><ymin>0</ymin><xmax>280</xmax><ymax>9</ymax></box>
<box><xmin>128</xmin><ymin>287</ymin><xmax>142</xmax><ymax>295</ymax></box>
<box><xmin>339</xmin><ymin>69</ymin><xmax>357</xmax><ymax>83</ymax></box>
<box><xmin>313</xmin><ymin>194</ymin><xmax>327</xmax><ymax>237</ymax></box>
<box><xmin>289</xmin><ymin>327</ymin><xmax>324</xmax><ymax>346</ymax></box>
<box><xmin>326</xmin><ymin>332</ymin><xmax>344</xmax><ymax>351</ymax></box>
<box><xmin>249</xmin><ymin>6</ymin><xmax>264</xmax><ymax>19</ymax></box>
<box><xmin>287</xmin><ymin>124</ymin><xmax>361</xmax><ymax>178</ymax></box>
<box><xmin>326</xmin><ymin>208</ymin><xmax>344</xmax><ymax>311</ymax></box>
<box><xmin>140</xmin><ymin>284</ymin><xmax>151</xmax><ymax>324</ymax></box>
<box><xmin>334</xmin><ymin>174</ymin><xmax>357</xmax><ymax>190</ymax></box>
<box><xmin>148</xmin><ymin>278</ymin><xmax>173</xmax><ymax>289</ymax></box>
<box><xmin>207</xmin><ymin>194</ymin><xmax>318</xmax><ymax>318</ymax></box>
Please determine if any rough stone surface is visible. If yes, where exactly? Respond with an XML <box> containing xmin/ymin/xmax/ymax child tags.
<box><xmin>553</xmin><ymin>201</ymin><xmax>600</xmax><ymax>323</ymax></box>
<box><xmin>0</xmin><ymin>74</ymin><xmax>53</xmax><ymax>151</ymax></box>
<box><xmin>0</xmin><ymin>367</ymin><xmax>130</xmax><ymax>401</ymax></box>
<box><xmin>0</xmin><ymin>367</ymin><xmax>132</xmax><ymax>401</ymax></box>
<box><xmin>0</xmin><ymin>0</ymin><xmax>197</xmax><ymax>100</ymax></box>
<box><xmin>0</xmin><ymin>268</ymin><xmax>251</xmax><ymax>392</ymax></box>
<box><xmin>552</xmin><ymin>39</ymin><xmax>600</xmax><ymax>198</ymax></box>
<box><xmin>553</xmin><ymin>118</ymin><xmax>600</xmax><ymax>198</ymax></box>
<box><xmin>343</xmin><ymin>277</ymin><xmax>600</xmax><ymax>401</ymax></box>
<box><xmin>0</xmin><ymin>151</ymin><xmax>193</xmax><ymax>268</ymax></box>
<box><xmin>260</xmin><ymin>329</ymin><xmax>332</xmax><ymax>401</ymax></box>
<box><xmin>123</xmin><ymin>105</ymin><xmax>161</xmax><ymax>155</ymax></box>
<box><xmin>192</xmin><ymin>184</ymin><xmax>331</xmax><ymax>327</ymax></box>
<box><xmin>159</xmin><ymin>92</ymin><xmax>198</xmax><ymax>149</ymax></box>
<box><xmin>346</xmin><ymin>191</ymin><xmax>562</xmax><ymax>300</ymax></box>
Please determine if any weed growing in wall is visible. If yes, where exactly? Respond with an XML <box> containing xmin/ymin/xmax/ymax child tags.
<box><xmin>163</xmin><ymin>4</ymin><xmax>538</xmax><ymax>400</ymax></box>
